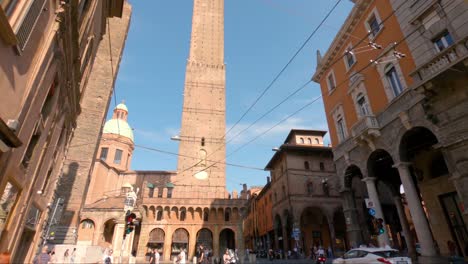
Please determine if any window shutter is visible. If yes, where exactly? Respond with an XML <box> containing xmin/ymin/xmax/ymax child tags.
<box><xmin>16</xmin><ymin>0</ymin><xmax>47</xmax><ymax>52</ymax></box>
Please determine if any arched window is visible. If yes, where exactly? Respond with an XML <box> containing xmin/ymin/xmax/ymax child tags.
<box><xmin>201</xmin><ymin>137</ymin><xmax>205</xmax><ymax>146</ymax></box>
<box><xmin>180</xmin><ymin>210</ymin><xmax>186</xmax><ymax>221</ymax></box>
<box><xmin>307</xmin><ymin>138</ymin><xmax>312</xmax><ymax>144</ymax></box>
<box><xmin>320</xmin><ymin>162</ymin><xmax>325</xmax><ymax>171</ymax></box>
<box><xmin>81</xmin><ymin>219</ymin><xmax>94</xmax><ymax>229</ymax></box>
<box><xmin>225</xmin><ymin>211</ymin><xmax>230</xmax><ymax>222</ymax></box>
<box><xmin>336</xmin><ymin>114</ymin><xmax>346</xmax><ymax>142</ymax></box>
<box><xmin>203</xmin><ymin>211</ymin><xmax>209</xmax><ymax>222</ymax></box>
<box><xmin>315</xmin><ymin>138</ymin><xmax>320</xmax><ymax>144</ymax></box>
<box><xmin>385</xmin><ymin>64</ymin><xmax>403</xmax><ymax>97</ymax></box>
<box><xmin>157</xmin><ymin>210</ymin><xmax>163</xmax><ymax>221</ymax></box>
<box><xmin>304</xmin><ymin>161</ymin><xmax>310</xmax><ymax>170</ymax></box>
<box><xmin>356</xmin><ymin>93</ymin><xmax>370</xmax><ymax>116</ymax></box>
<box><xmin>300</xmin><ymin>138</ymin><xmax>304</xmax><ymax>144</ymax></box>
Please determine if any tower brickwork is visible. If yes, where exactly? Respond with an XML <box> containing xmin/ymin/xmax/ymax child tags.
<box><xmin>175</xmin><ymin>0</ymin><xmax>226</xmax><ymax>198</ymax></box>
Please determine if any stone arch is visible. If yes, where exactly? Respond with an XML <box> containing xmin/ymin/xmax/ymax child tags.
<box><xmin>171</xmin><ymin>228</ymin><xmax>189</xmax><ymax>259</ymax></box>
<box><xmin>148</xmin><ymin>228</ymin><xmax>165</xmax><ymax>251</ymax></box>
<box><xmin>171</xmin><ymin>206</ymin><xmax>179</xmax><ymax>219</ymax></box>
<box><xmin>300</xmin><ymin>207</ymin><xmax>331</xmax><ymax>252</ymax></box>
<box><xmin>101</xmin><ymin>218</ymin><xmax>117</xmax><ymax>246</ymax></box>
<box><xmin>219</xmin><ymin>228</ymin><xmax>235</xmax><ymax>252</ymax></box>
<box><xmin>196</xmin><ymin>228</ymin><xmax>213</xmax><ymax>250</ymax></box>
<box><xmin>78</xmin><ymin>218</ymin><xmax>95</xmax><ymax>242</ymax></box>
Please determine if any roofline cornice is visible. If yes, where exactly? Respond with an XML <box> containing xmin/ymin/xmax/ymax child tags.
<box><xmin>312</xmin><ymin>0</ymin><xmax>372</xmax><ymax>82</ymax></box>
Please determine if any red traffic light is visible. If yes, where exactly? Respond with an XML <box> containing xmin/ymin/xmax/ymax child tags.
<box><xmin>126</xmin><ymin>213</ymin><xmax>136</xmax><ymax>224</ymax></box>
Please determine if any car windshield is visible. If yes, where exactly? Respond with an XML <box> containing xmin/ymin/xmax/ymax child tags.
<box><xmin>373</xmin><ymin>251</ymin><xmax>401</xmax><ymax>258</ymax></box>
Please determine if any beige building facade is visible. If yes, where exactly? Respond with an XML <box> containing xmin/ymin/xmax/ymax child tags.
<box><xmin>264</xmin><ymin>130</ymin><xmax>347</xmax><ymax>257</ymax></box>
<box><xmin>76</xmin><ymin>0</ymin><xmax>248</xmax><ymax>263</ymax></box>
<box><xmin>0</xmin><ymin>0</ymin><xmax>128</xmax><ymax>262</ymax></box>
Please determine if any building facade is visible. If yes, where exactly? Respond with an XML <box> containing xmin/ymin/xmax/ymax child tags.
<box><xmin>313</xmin><ymin>0</ymin><xmax>468</xmax><ymax>260</ymax></box>
<box><xmin>264</xmin><ymin>130</ymin><xmax>345</xmax><ymax>257</ymax></box>
<box><xmin>76</xmin><ymin>0</ymin><xmax>248</xmax><ymax>263</ymax></box>
<box><xmin>0</xmin><ymin>0</ymin><xmax>128</xmax><ymax>262</ymax></box>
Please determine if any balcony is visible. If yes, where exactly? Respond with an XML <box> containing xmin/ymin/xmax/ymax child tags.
<box><xmin>351</xmin><ymin>115</ymin><xmax>381</xmax><ymax>138</ymax></box>
<box><xmin>411</xmin><ymin>37</ymin><xmax>468</xmax><ymax>87</ymax></box>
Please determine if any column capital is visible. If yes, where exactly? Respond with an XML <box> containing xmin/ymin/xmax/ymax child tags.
<box><xmin>392</xmin><ymin>161</ymin><xmax>412</xmax><ymax>169</ymax></box>
<box><xmin>361</xmin><ymin>176</ymin><xmax>377</xmax><ymax>183</ymax></box>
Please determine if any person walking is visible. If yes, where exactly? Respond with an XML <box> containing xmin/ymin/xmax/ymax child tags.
<box><xmin>223</xmin><ymin>249</ymin><xmax>231</xmax><ymax>264</ymax></box>
<box><xmin>49</xmin><ymin>249</ymin><xmax>57</xmax><ymax>264</ymax></box>
<box><xmin>70</xmin><ymin>248</ymin><xmax>76</xmax><ymax>264</ymax></box>
<box><xmin>33</xmin><ymin>246</ymin><xmax>50</xmax><ymax>264</ymax></box>
<box><xmin>196</xmin><ymin>245</ymin><xmax>205</xmax><ymax>264</ymax></box>
<box><xmin>63</xmin><ymin>249</ymin><xmax>70</xmax><ymax>263</ymax></box>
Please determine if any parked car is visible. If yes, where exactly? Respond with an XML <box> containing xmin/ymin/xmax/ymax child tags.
<box><xmin>332</xmin><ymin>247</ymin><xmax>412</xmax><ymax>264</ymax></box>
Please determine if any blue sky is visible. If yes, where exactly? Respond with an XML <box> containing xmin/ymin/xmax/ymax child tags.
<box><xmin>109</xmin><ymin>0</ymin><xmax>353</xmax><ymax>192</ymax></box>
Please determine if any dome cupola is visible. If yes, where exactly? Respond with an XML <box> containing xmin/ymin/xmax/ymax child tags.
<box><xmin>103</xmin><ymin>102</ymin><xmax>134</xmax><ymax>142</ymax></box>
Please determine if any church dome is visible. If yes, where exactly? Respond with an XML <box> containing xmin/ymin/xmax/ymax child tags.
<box><xmin>103</xmin><ymin>119</ymin><xmax>134</xmax><ymax>141</ymax></box>
<box><xmin>103</xmin><ymin>102</ymin><xmax>134</xmax><ymax>142</ymax></box>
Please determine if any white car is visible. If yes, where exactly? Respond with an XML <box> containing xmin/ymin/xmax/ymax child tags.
<box><xmin>332</xmin><ymin>247</ymin><xmax>412</xmax><ymax>264</ymax></box>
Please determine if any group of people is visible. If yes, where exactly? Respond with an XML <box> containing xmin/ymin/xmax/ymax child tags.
<box><xmin>32</xmin><ymin>247</ymin><xmax>77</xmax><ymax>264</ymax></box>
<box><xmin>195</xmin><ymin>244</ymin><xmax>214</xmax><ymax>264</ymax></box>
<box><xmin>310</xmin><ymin>245</ymin><xmax>332</xmax><ymax>260</ymax></box>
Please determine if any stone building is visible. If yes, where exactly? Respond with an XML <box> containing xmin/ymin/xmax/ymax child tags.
<box><xmin>0</xmin><ymin>0</ymin><xmax>129</xmax><ymax>262</ymax></box>
<box><xmin>76</xmin><ymin>0</ymin><xmax>248</xmax><ymax>262</ymax></box>
<box><xmin>264</xmin><ymin>130</ymin><xmax>346</xmax><ymax>257</ymax></box>
<box><xmin>313</xmin><ymin>0</ymin><xmax>468</xmax><ymax>260</ymax></box>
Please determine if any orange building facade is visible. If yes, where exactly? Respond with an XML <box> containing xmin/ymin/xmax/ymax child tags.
<box><xmin>313</xmin><ymin>0</ymin><xmax>468</xmax><ymax>261</ymax></box>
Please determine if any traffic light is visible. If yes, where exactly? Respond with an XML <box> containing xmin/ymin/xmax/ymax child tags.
<box><xmin>124</xmin><ymin>211</ymin><xmax>137</xmax><ymax>238</ymax></box>
<box><xmin>376</xmin><ymin>218</ymin><xmax>385</xmax><ymax>235</ymax></box>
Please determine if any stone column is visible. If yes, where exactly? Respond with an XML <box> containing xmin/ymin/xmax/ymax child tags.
<box><xmin>394</xmin><ymin>162</ymin><xmax>436</xmax><ymax>256</ymax></box>
<box><xmin>340</xmin><ymin>188</ymin><xmax>363</xmax><ymax>248</ymax></box>
<box><xmin>213</xmin><ymin>225</ymin><xmax>220</xmax><ymax>261</ymax></box>
<box><xmin>362</xmin><ymin>177</ymin><xmax>391</xmax><ymax>247</ymax></box>
<box><xmin>393</xmin><ymin>195</ymin><xmax>416</xmax><ymax>259</ymax></box>
<box><xmin>326</xmin><ymin>215</ymin><xmax>337</xmax><ymax>256</ymax></box>
<box><xmin>282</xmin><ymin>225</ymin><xmax>289</xmax><ymax>255</ymax></box>
<box><xmin>164</xmin><ymin>226</ymin><xmax>173</xmax><ymax>262</ymax></box>
<box><xmin>189</xmin><ymin>226</ymin><xmax>197</xmax><ymax>261</ymax></box>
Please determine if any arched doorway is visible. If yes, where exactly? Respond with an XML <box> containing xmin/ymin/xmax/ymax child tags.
<box><xmin>102</xmin><ymin>219</ymin><xmax>116</xmax><ymax>247</ymax></box>
<box><xmin>399</xmin><ymin>127</ymin><xmax>467</xmax><ymax>257</ymax></box>
<box><xmin>78</xmin><ymin>219</ymin><xmax>95</xmax><ymax>244</ymax></box>
<box><xmin>274</xmin><ymin>215</ymin><xmax>282</xmax><ymax>251</ymax></box>
<box><xmin>196</xmin><ymin>228</ymin><xmax>213</xmax><ymax>250</ymax></box>
<box><xmin>148</xmin><ymin>228</ymin><xmax>165</xmax><ymax>255</ymax></box>
<box><xmin>219</xmin><ymin>228</ymin><xmax>235</xmax><ymax>253</ymax></box>
<box><xmin>343</xmin><ymin>165</ymin><xmax>368</xmax><ymax>247</ymax></box>
<box><xmin>171</xmin><ymin>228</ymin><xmax>189</xmax><ymax>260</ymax></box>
<box><xmin>300</xmin><ymin>207</ymin><xmax>330</xmax><ymax>256</ymax></box>
<box><xmin>367</xmin><ymin>149</ymin><xmax>410</xmax><ymax>250</ymax></box>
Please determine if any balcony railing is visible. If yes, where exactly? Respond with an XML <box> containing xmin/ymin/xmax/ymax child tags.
<box><xmin>351</xmin><ymin>115</ymin><xmax>380</xmax><ymax>138</ymax></box>
<box><xmin>411</xmin><ymin>37</ymin><xmax>468</xmax><ymax>85</ymax></box>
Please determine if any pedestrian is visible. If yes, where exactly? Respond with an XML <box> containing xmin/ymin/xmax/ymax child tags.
<box><xmin>70</xmin><ymin>248</ymin><xmax>76</xmax><ymax>264</ymax></box>
<box><xmin>327</xmin><ymin>246</ymin><xmax>333</xmax><ymax>258</ymax></box>
<box><xmin>223</xmin><ymin>249</ymin><xmax>230</xmax><ymax>264</ymax></box>
<box><xmin>49</xmin><ymin>249</ymin><xmax>57</xmax><ymax>264</ymax></box>
<box><xmin>63</xmin><ymin>249</ymin><xmax>70</xmax><ymax>263</ymax></box>
<box><xmin>33</xmin><ymin>246</ymin><xmax>50</xmax><ymax>264</ymax></box>
<box><xmin>197</xmin><ymin>245</ymin><xmax>204</xmax><ymax>264</ymax></box>
<box><xmin>103</xmin><ymin>249</ymin><xmax>113</xmax><ymax>264</ymax></box>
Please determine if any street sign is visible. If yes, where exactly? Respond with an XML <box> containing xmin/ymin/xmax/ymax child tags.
<box><xmin>368</xmin><ymin>208</ymin><xmax>376</xmax><ymax>216</ymax></box>
<box><xmin>365</xmin><ymin>198</ymin><xmax>374</xmax><ymax>208</ymax></box>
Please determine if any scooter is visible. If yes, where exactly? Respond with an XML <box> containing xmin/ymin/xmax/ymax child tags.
<box><xmin>316</xmin><ymin>255</ymin><xmax>326</xmax><ymax>264</ymax></box>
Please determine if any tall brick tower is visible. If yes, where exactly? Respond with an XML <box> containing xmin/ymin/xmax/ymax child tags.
<box><xmin>175</xmin><ymin>0</ymin><xmax>226</xmax><ymax>198</ymax></box>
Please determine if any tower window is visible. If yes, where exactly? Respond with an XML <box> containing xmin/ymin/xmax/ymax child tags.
<box><xmin>114</xmin><ymin>149</ymin><xmax>123</xmax><ymax>164</ymax></box>
<box><xmin>201</xmin><ymin>137</ymin><xmax>205</xmax><ymax>146</ymax></box>
<box><xmin>148</xmin><ymin>187</ymin><xmax>154</xmax><ymax>198</ymax></box>
<box><xmin>180</xmin><ymin>210</ymin><xmax>186</xmax><ymax>221</ymax></box>
<box><xmin>157</xmin><ymin>210</ymin><xmax>163</xmax><ymax>221</ymax></box>
<box><xmin>100</xmin><ymin>147</ymin><xmax>109</xmax><ymax>161</ymax></box>
<box><xmin>225</xmin><ymin>211</ymin><xmax>230</xmax><ymax>222</ymax></box>
<box><xmin>203</xmin><ymin>211</ymin><xmax>209</xmax><ymax>221</ymax></box>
